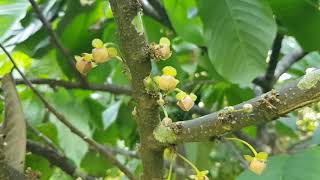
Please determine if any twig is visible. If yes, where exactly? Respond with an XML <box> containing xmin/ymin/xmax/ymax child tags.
<box><xmin>0</xmin><ymin>43</ymin><xmax>136</xmax><ymax>180</ymax></box>
<box><xmin>1</xmin><ymin>78</ymin><xmax>131</xmax><ymax>95</ymax></box>
<box><xmin>146</xmin><ymin>0</ymin><xmax>174</xmax><ymax>31</ymax></box>
<box><xmin>105</xmin><ymin>145</ymin><xmax>139</xmax><ymax>159</ymax></box>
<box><xmin>274</xmin><ymin>46</ymin><xmax>306</xmax><ymax>80</ymax></box>
<box><xmin>253</xmin><ymin>33</ymin><xmax>284</xmax><ymax>92</ymax></box>
<box><xmin>27</xmin><ymin>123</ymin><xmax>61</xmax><ymax>153</ymax></box>
<box><xmin>27</xmin><ymin>140</ymin><xmax>96</xmax><ymax>180</ymax></box>
<box><xmin>27</xmin><ymin>0</ymin><xmax>87</xmax><ymax>84</ymax></box>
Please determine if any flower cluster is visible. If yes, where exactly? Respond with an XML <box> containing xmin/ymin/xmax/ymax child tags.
<box><xmin>296</xmin><ymin>107</ymin><xmax>320</xmax><ymax>135</ymax></box>
<box><xmin>146</xmin><ymin>66</ymin><xmax>197</xmax><ymax>113</ymax></box>
<box><xmin>75</xmin><ymin>38</ymin><xmax>118</xmax><ymax>75</ymax></box>
<box><xmin>154</xmin><ymin>66</ymin><xmax>179</xmax><ymax>91</ymax></box>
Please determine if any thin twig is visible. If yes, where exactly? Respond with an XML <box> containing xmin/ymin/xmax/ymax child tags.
<box><xmin>146</xmin><ymin>0</ymin><xmax>174</xmax><ymax>31</ymax></box>
<box><xmin>274</xmin><ymin>46</ymin><xmax>306</xmax><ymax>80</ymax></box>
<box><xmin>27</xmin><ymin>123</ymin><xmax>61</xmax><ymax>153</ymax></box>
<box><xmin>253</xmin><ymin>33</ymin><xmax>284</xmax><ymax>92</ymax></box>
<box><xmin>27</xmin><ymin>140</ymin><xmax>97</xmax><ymax>180</ymax></box>
<box><xmin>27</xmin><ymin>0</ymin><xmax>87</xmax><ymax>84</ymax></box>
<box><xmin>1</xmin><ymin>78</ymin><xmax>132</xmax><ymax>95</ymax></box>
<box><xmin>0</xmin><ymin>43</ymin><xmax>136</xmax><ymax>180</ymax></box>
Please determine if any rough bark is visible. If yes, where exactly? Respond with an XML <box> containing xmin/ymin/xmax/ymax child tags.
<box><xmin>1</xmin><ymin>74</ymin><xmax>26</xmax><ymax>173</ymax></box>
<box><xmin>169</xmin><ymin>70</ymin><xmax>320</xmax><ymax>143</ymax></box>
<box><xmin>109</xmin><ymin>0</ymin><xmax>163</xmax><ymax>179</ymax></box>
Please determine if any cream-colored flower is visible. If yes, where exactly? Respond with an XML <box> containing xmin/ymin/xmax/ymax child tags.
<box><xmin>244</xmin><ymin>152</ymin><xmax>268</xmax><ymax>175</ymax></box>
<box><xmin>76</xmin><ymin>59</ymin><xmax>92</xmax><ymax>75</ymax></box>
<box><xmin>154</xmin><ymin>75</ymin><xmax>179</xmax><ymax>91</ymax></box>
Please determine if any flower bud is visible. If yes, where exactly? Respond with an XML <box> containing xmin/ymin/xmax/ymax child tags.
<box><xmin>162</xmin><ymin>66</ymin><xmax>177</xmax><ymax>77</ymax></box>
<box><xmin>154</xmin><ymin>75</ymin><xmax>179</xmax><ymax>91</ymax></box>
<box><xmin>92</xmin><ymin>47</ymin><xmax>110</xmax><ymax>63</ymax></box>
<box><xmin>177</xmin><ymin>95</ymin><xmax>195</xmax><ymax>111</ymax></box>
<box><xmin>92</xmin><ymin>38</ymin><xmax>104</xmax><ymax>48</ymax></box>
<box><xmin>76</xmin><ymin>60</ymin><xmax>92</xmax><ymax>75</ymax></box>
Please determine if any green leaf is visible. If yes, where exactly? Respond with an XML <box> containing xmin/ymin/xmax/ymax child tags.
<box><xmin>237</xmin><ymin>147</ymin><xmax>320</xmax><ymax>180</ymax></box>
<box><xmin>163</xmin><ymin>0</ymin><xmax>204</xmax><ymax>45</ymax></box>
<box><xmin>0</xmin><ymin>51</ymin><xmax>32</xmax><ymax>77</ymax></box>
<box><xmin>268</xmin><ymin>0</ymin><xmax>320</xmax><ymax>51</ymax></box>
<box><xmin>80</xmin><ymin>150</ymin><xmax>112</xmax><ymax>176</ymax></box>
<box><xmin>102</xmin><ymin>101</ymin><xmax>121</xmax><ymax>129</ymax></box>
<box><xmin>25</xmin><ymin>154</ymin><xmax>53</xmax><ymax>180</ymax></box>
<box><xmin>0</xmin><ymin>0</ymin><xmax>29</xmax><ymax>42</ymax></box>
<box><xmin>198</xmin><ymin>0</ymin><xmax>276</xmax><ymax>85</ymax></box>
<box><xmin>47</xmin><ymin>89</ymin><xmax>93</xmax><ymax>167</ymax></box>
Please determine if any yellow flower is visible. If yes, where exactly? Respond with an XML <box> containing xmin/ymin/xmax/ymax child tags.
<box><xmin>92</xmin><ymin>38</ymin><xmax>104</xmax><ymax>48</ymax></box>
<box><xmin>76</xmin><ymin>59</ymin><xmax>92</xmax><ymax>75</ymax></box>
<box><xmin>244</xmin><ymin>152</ymin><xmax>268</xmax><ymax>175</ymax></box>
<box><xmin>162</xmin><ymin>66</ymin><xmax>177</xmax><ymax>77</ymax></box>
<box><xmin>176</xmin><ymin>92</ymin><xmax>197</xmax><ymax>111</ymax></box>
<box><xmin>189</xmin><ymin>170</ymin><xmax>209</xmax><ymax>180</ymax></box>
<box><xmin>91</xmin><ymin>38</ymin><xmax>117</xmax><ymax>63</ymax></box>
<box><xmin>92</xmin><ymin>46</ymin><xmax>110</xmax><ymax>63</ymax></box>
<box><xmin>154</xmin><ymin>75</ymin><xmax>179</xmax><ymax>91</ymax></box>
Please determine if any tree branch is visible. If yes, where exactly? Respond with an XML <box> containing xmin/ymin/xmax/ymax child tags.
<box><xmin>27</xmin><ymin>0</ymin><xmax>87</xmax><ymax>84</ymax></box>
<box><xmin>27</xmin><ymin>123</ymin><xmax>61</xmax><ymax>153</ymax></box>
<box><xmin>3</xmin><ymin>78</ymin><xmax>131</xmax><ymax>95</ymax></box>
<box><xmin>167</xmin><ymin>70</ymin><xmax>320</xmax><ymax>143</ymax></box>
<box><xmin>145</xmin><ymin>0</ymin><xmax>174</xmax><ymax>30</ymax></box>
<box><xmin>274</xmin><ymin>46</ymin><xmax>306</xmax><ymax>80</ymax></box>
<box><xmin>253</xmin><ymin>33</ymin><xmax>284</xmax><ymax>92</ymax></box>
<box><xmin>27</xmin><ymin>140</ymin><xmax>96</xmax><ymax>180</ymax></box>
<box><xmin>109</xmin><ymin>0</ymin><xmax>163</xmax><ymax>179</ymax></box>
<box><xmin>0</xmin><ymin>43</ymin><xmax>136</xmax><ymax>180</ymax></box>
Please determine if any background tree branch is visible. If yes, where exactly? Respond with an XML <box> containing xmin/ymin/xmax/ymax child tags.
<box><xmin>27</xmin><ymin>140</ymin><xmax>96</xmax><ymax>180</ymax></box>
<box><xmin>28</xmin><ymin>0</ymin><xmax>87</xmax><ymax>84</ymax></box>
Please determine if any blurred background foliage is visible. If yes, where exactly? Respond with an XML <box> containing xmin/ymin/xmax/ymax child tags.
<box><xmin>1</xmin><ymin>0</ymin><xmax>320</xmax><ymax>179</ymax></box>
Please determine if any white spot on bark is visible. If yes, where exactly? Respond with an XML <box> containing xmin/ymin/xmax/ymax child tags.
<box><xmin>297</xmin><ymin>69</ymin><xmax>320</xmax><ymax>90</ymax></box>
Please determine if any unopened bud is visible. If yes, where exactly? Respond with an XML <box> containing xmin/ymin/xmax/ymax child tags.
<box><xmin>177</xmin><ymin>95</ymin><xmax>195</xmax><ymax>111</ymax></box>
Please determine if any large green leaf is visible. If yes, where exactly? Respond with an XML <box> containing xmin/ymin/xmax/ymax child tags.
<box><xmin>163</xmin><ymin>0</ymin><xmax>204</xmax><ymax>45</ymax></box>
<box><xmin>198</xmin><ymin>0</ymin><xmax>276</xmax><ymax>85</ymax></box>
<box><xmin>0</xmin><ymin>0</ymin><xmax>29</xmax><ymax>42</ymax></box>
<box><xmin>102</xmin><ymin>101</ymin><xmax>121</xmax><ymax>129</ymax></box>
<box><xmin>269</xmin><ymin>0</ymin><xmax>320</xmax><ymax>51</ymax></box>
<box><xmin>237</xmin><ymin>147</ymin><xmax>320</xmax><ymax>180</ymax></box>
<box><xmin>47</xmin><ymin>89</ymin><xmax>93</xmax><ymax>167</ymax></box>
